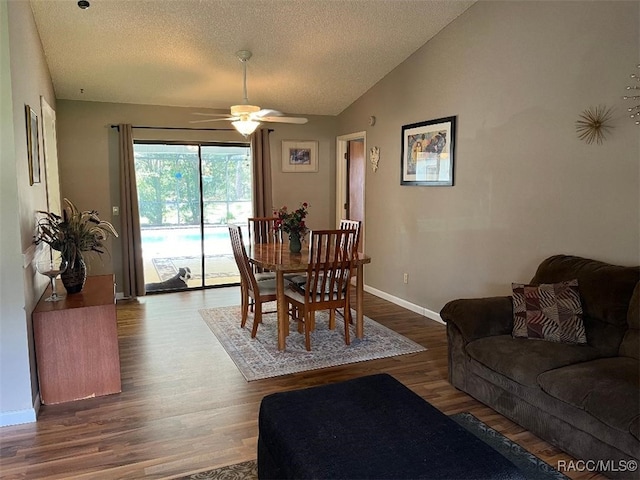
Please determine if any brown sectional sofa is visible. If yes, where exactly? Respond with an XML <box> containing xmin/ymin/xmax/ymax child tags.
<box><xmin>441</xmin><ymin>255</ymin><xmax>640</xmax><ymax>479</ymax></box>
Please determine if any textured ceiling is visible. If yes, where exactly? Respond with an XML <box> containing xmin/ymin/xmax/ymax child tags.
<box><xmin>29</xmin><ymin>0</ymin><xmax>474</xmax><ymax>116</ymax></box>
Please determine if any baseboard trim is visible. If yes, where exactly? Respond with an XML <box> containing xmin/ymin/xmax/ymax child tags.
<box><xmin>364</xmin><ymin>285</ymin><xmax>444</xmax><ymax>325</ymax></box>
<box><xmin>0</xmin><ymin>395</ymin><xmax>39</xmax><ymax>427</ymax></box>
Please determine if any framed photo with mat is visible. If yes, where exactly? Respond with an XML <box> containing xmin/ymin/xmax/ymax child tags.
<box><xmin>25</xmin><ymin>104</ymin><xmax>41</xmax><ymax>185</ymax></box>
<box><xmin>281</xmin><ymin>140</ymin><xmax>318</xmax><ymax>173</ymax></box>
<box><xmin>401</xmin><ymin>116</ymin><xmax>456</xmax><ymax>186</ymax></box>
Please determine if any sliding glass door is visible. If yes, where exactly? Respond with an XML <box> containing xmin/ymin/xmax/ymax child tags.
<box><xmin>201</xmin><ymin>145</ymin><xmax>252</xmax><ymax>286</ymax></box>
<box><xmin>133</xmin><ymin>142</ymin><xmax>251</xmax><ymax>292</ymax></box>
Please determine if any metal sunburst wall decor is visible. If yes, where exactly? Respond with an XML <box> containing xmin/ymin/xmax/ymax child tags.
<box><xmin>576</xmin><ymin>105</ymin><xmax>614</xmax><ymax>145</ymax></box>
<box><xmin>622</xmin><ymin>64</ymin><xmax>640</xmax><ymax>126</ymax></box>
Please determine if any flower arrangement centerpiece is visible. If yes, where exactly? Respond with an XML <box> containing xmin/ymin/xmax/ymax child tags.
<box><xmin>34</xmin><ymin>198</ymin><xmax>118</xmax><ymax>293</ymax></box>
<box><xmin>273</xmin><ymin>202</ymin><xmax>309</xmax><ymax>253</ymax></box>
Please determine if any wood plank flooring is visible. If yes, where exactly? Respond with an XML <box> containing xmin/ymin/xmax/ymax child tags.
<box><xmin>0</xmin><ymin>287</ymin><xmax>606</xmax><ymax>479</ymax></box>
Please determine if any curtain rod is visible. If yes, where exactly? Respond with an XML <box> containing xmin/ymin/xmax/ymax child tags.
<box><xmin>109</xmin><ymin>125</ymin><xmax>274</xmax><ymax>133</ymax></box>
<box><xmin>110</xmin><ymin>125</ymin><xmax>235</xmax><ymax>132</ymax></box>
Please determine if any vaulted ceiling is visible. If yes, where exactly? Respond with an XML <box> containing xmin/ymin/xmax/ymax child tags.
<box><xmin>29</xmin><ymin>0</ymin><xmax>475</xmax><ymax>116</ymax></box>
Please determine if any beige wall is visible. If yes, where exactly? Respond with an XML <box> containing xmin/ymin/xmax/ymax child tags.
<box><xmin>1</xmin><ymin>0</ymin><xmax>56</xmax><ymax>424</ymax></box>
<box><xmin>338</xmin><ymin>1</ymin><xmax>640</xmax><ymax>317</ymax></box>
<box><xmin>269</xmin><ymin>119</ymin><xmax>337</xmax><ymax>229</ymax></box>
<box><xmin>55</xmin><ymin>100</ymin><xmax>337</xmax><ymax>291</ymax></box>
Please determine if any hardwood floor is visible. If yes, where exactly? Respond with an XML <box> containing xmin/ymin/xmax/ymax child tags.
<box><xmin>0</xmin><ymin>287</ymin><xmax>605</xmax><ymax>480</ymax></box>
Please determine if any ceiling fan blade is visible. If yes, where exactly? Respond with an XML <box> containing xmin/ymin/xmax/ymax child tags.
<box><xmin>253</xmin><ymin>109</ymin><xmax>283</xmax><ymax>118</ymax></box>
<box><xmin>189</xmin><ymin>117</ymin><xmax>237</xmax><ymax>124</ymax></box>
<box><xmin>260</xmin><ymin>116</ymin><xmax>308</xmax><ymax>124</ymax></box>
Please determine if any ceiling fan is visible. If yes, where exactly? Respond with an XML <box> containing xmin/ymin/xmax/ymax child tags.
<box><xmin>191</xmin><ymin>50</ymin><xmax>308</xmax><ymax>136</ymax></box>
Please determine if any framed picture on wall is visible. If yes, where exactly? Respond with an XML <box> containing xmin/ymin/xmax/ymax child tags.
<box><xmin>401</xmin><ymin>116</ymin><xmax>456</xmax><ymax>186</ymax></box>
<box><xmin>40</xmin><ymin>96</ymin><xmax>61</xmax><ymax>215</ymax></box>
<box><xmin>281</xmin><ymin>140</ymin><xmax>318</xmax><ymax>172</ymax></box>
<box><xmin>25</xmin><ymin>105</ymin><xmax>41</xmax><ymax>185</ymax></box>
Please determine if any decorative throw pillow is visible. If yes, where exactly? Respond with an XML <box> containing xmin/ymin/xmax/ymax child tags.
<box><xmin>512</xmin><ymin>279</ymin><xmax>587</xmax><ymax>344</ymax></box>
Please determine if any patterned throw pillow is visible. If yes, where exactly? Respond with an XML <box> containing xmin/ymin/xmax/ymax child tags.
<box><xmin>512</xmin><ymin>279</ymin><xmax>587</xmax><ymax>344</ymax></box>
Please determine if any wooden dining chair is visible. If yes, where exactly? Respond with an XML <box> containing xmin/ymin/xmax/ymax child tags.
<box><xmin>249</xmin><ymin>215</ymin><xmax>300</xmax><ymax>280</ymax></box>
<box><xmin>246</xmin><ymin>217</ymin><xmax>283</xmax><ymax>311</ymax></box>
<box><xmin>247</xmin><ymin>217</ymin><xmax>284</xmax><ymax>276</ymax></box>
<box><xmin>228</xmin><ymin>224</ymin><xmax>278</xmax><ymax>338</ymax></box>
<box><xmin>248</xmin><ymin>217</ymin><xmax>283</xmax><ymax>247</ymax></box>
<box><xmin>284</xmin><ymin>228</ymin><xmax>359</xmax><ymax>351</ymax></box>
<box><xmin>334</xmin><ymin>219</ymin><xmax>362</xmax><ymax>322</ymax></box>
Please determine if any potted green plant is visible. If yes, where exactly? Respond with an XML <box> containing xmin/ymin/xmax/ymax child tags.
<box><xmin>34</xmin><ymin>198</ymin><xmax>118</xmax><ymax>293</ymax></box>
<box><xmin>273</xmin><ymin>202</ymin><xmax>309</xmax><ymax>253</ymax></box>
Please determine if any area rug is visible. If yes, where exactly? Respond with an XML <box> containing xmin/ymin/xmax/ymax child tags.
<box><xmin>451</xmin><ymin>413</ymin><xmax>569</xmax><ymax>480</ymax></box>
<box><xmin>178</xmin><ymin>460</ymin><xmax>256</xmax><ymax>480</ymax></box>
<box><xmin>177</xmin><ymin>413</ymin><xmax>568</xmax><ymax>480</ymax></box>
<box><xmin>199</xmin><ymin>304</ymin><xmax>426</xmax><ymax>381</ymax></box>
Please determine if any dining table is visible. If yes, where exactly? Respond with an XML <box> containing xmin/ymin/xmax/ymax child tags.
<box><xmin>248</xmin><ymin>243</ymin><xmax>372</xmax><ymax>351</ymax></box>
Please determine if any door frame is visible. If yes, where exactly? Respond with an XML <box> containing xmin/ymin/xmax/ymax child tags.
<box><xmin>335</xmin><ymin>131</ymin><xmax>366</xmax><ymax>228</ymax></box>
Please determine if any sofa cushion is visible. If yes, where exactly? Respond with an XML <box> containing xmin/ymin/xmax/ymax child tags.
<box><xmin>538</xmin><ymin>357</ymin><xmax>640</xmax><ymax>435</ymax></box>
<box><xmin>530</xmin><ymin>255</ymin><xmax>640</xmax><ymax>356</ymax></box>
<box><xmin>619</xmin><ymin>282</ymin><xmax>639</xmax><ymax>360</ymax></box>
<box><xmin>530</xmin><ymin>255</ymin><xmax>640</xmax><ymax>328</ymax></box>
<box><xmin>466</xmin><ymin>335</ymin><xmax>602</xmax><ymax>387</ymax></box>
<box><xmin>512</xmin><ymin>280</ymin><xmax>586</xmax><ymax>344</ymax></box>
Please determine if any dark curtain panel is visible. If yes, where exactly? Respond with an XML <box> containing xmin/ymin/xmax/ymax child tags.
<box><xmin>118</xmin><ymin>124</ymin><xmax>145</xmax><ymax>297</ymax></box>
<box><xmin>251</xmin><ymin>128</ymin><xmax>273</xmax><ymax>217</ymax></box>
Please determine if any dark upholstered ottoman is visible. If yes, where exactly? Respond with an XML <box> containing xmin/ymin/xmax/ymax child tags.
<box><xmin>258</xmin><ymin>374</ymin><xmax>526</xmax><ymax>479</ymax></box>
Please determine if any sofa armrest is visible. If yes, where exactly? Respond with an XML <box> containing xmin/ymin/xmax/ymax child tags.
<box><xmin>440</xmin><ymin>296</ymin><xmax>514</xmax><ymax>343</ymax></box>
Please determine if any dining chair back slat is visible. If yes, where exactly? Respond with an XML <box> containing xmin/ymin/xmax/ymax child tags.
<box><xmin>339</xmin><ymin>219</ymin><xmax>361</xmax><ymax>252</ymax></box>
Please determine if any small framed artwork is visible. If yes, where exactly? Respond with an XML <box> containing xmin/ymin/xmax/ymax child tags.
<box><xmin>281</xmin><ymin>140</ymin><xmax>318</xmax><ymax>172</ymax></box>
<box><xmin>25</xmin><ymin>105</ymin><xmax>41</xmax><ymax>185</ymax></box>
<box><xmin>401</xmin><ymin>116</ymin><xmax>456</xmax><ymax>186</ymax></box>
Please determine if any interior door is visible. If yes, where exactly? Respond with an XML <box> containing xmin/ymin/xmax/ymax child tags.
<box><xmin>347</xmin><ymin>139</ymin><xmax>365</xmax><ymax>252</ymax></box>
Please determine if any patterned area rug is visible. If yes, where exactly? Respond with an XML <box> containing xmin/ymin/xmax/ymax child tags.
<box><xmin>451</xmin><ymin>413</ymin><xmax>569</xmax><ymax>480</ymax></box>
<box><xmin>179</xmin><ymin>460</ymin><xmax>256</xmax><ymax>480</ymax></box>
<box><xmin>199</xmin><ymin>304</ymin><xmax>426</xmax><ymax>381</ymax></box>
<box><xmin>177</xmin><ymin>413</ymin><xmax>568</xmax><ymax>480</ymax></box>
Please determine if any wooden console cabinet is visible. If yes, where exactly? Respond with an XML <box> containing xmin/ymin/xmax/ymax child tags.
<box><xmin>32</xmin><ymin>274</ymin><xmax>121</xmax><ymax>404</ymax></box>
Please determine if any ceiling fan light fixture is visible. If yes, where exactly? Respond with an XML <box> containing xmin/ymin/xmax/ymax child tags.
<box><xmin>232</xmin><ymin>119</ymin><xmax>260</xmax><ymax>137</ymax></box>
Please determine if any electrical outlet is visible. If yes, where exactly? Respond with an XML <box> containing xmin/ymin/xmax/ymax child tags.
<box><xmin>403</xmin><ymin>273</ymin><xmax>408</xmax><ymax>284</ymax></box>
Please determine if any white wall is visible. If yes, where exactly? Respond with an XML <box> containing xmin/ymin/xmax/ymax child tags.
<box><xmin>338</xmin><ymin>1</ymin><xmax>640</xmax><ymax>316</ymax></box>
<box><xmin>1</xmin><ymin>0</ymin><xmax>56</xmax><ymax>426</ymax></box>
